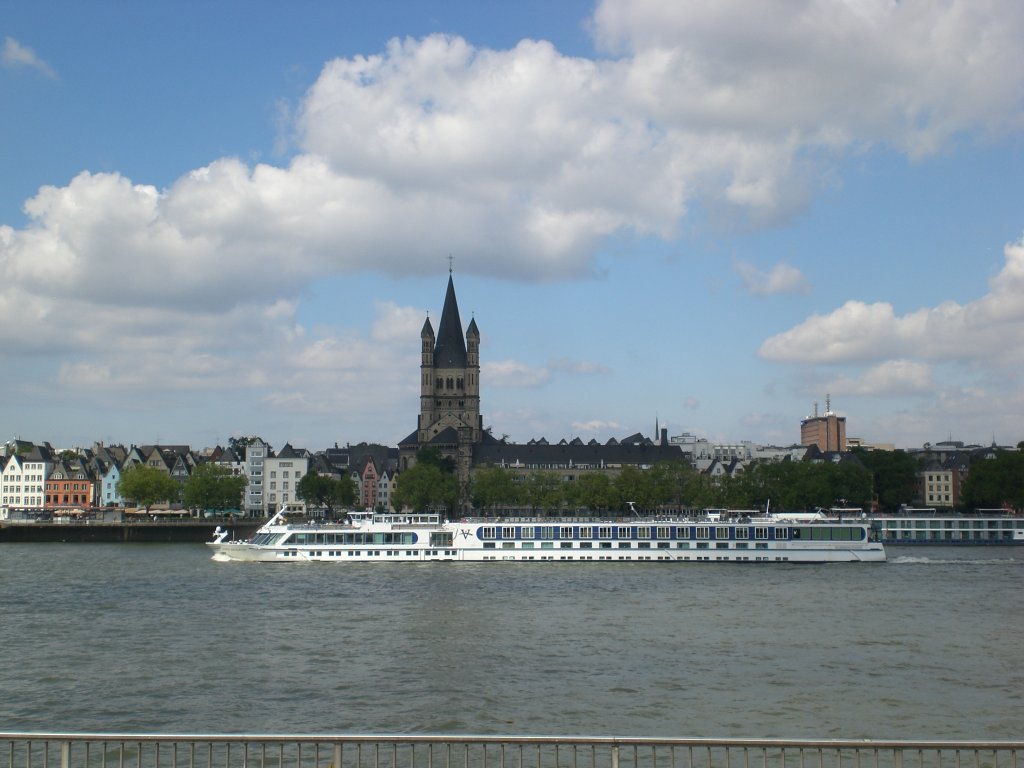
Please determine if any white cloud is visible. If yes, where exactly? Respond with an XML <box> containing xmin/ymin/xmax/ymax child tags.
<box><xmin>592</xmin><ymin>0</ymin><xmax>1024</xmax><ymax>157</ymax></box>
<box><xmin>484</xmin><ymin>360</ymin><xmax>552</xmax><ymax>388</ymax></box>
<box><xmin>759</xmin><ymin>238</ymin><xmax>1024</xmax><ymax>365</ymax></box>
<box><xmin>823</xmin><ymin>360</ymin><xmax>935</xmax><ymax>397</ymax></box>
<box><xmin>1</xmin><ymin>4</ymin><xmax>1023</xmax><ymax>445</ymax></box>
<box><xmin>735</xmin><ymin>260</ymin><xmax>810</xmax><ymax>296</ymax></box>
<box><xmin>571</xmin><ymin>419</ymin><xmax>623</xmax><ymax>434</ymax></box>
<box><xmin>548</xmin><ymin>358</ymin><xmax>611</xmax><ymax>375</ymax></box>
<box><xmin>2</xmin><ymin>37</ymin><xmax>56</xmax><ymax>78</ymax></box>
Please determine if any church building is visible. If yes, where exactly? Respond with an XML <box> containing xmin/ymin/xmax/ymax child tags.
<box><xmin>399</xmin><ymin>271</ymin><xmax>497</xmax><ymax>489</ymax></box>
<box><xmin>399</xmin><ymin>270</ymin><xmax>684</xmax><ymax>513</ymax></box>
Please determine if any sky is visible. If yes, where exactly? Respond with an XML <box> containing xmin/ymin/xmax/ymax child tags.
<box><xmin>2</xmin><ymin>0</ymin><xmax>1023</xmax><ymax>454</ymax></box>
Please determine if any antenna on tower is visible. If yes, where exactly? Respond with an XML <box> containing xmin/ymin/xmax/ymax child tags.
<box><xmin>825</xmin><ymin>393</ymin><xmax>832</xmax><ymax>415</ymax></box>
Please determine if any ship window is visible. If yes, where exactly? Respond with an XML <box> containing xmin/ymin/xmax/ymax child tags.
<box><xmin>734</xmin><ymin>527</ymin><xmax>749</xmax><ymax>539</ymax></box>
<box><xmin>521</xmin><ymin>526</ymin><xmax>535</xmax><ymax>539</ymax></box>
<box><xmin>480</xmin><ymin>526</ymin><xmax>496</xmax><ymax>539</ymax></box>
<box><xmin>540</xmin><ymin>526</ymin><xmax>555</xmax><ymax>539</ymax></box>
<box><xmin>579</xmin><ymin>526</ymin><xmax>592</xmax><ymax>538</ymax></box>
<box><xmin>676</xmin><ymin>526</ymin><xmax>691</xmax><ymax>538</ymax></box>
<box><xmin>560</xmin><ymin>526</ymin><xmax>573</xmax><ymax>538</ymax></box>
<box><xmin>715</xmin><ymin>526</ymin><xmax>729</xmax><ymax>540</ymax></box>
<box><xmin>598</xmin><ymin>526</ymin><xmax>612</xmax><ymax>539</ymax></box>
<box><xmin>618</xmin><ymin>542</ymin><xmax>631</xmax><ymax>548</ymax></box>
<box><xmin>695</xmin><ymin>526</ymin><xmax>709</xmax><ymax>540</ymax></box>
<box><xmin>636</xmin><ymin>526</ymin><xmax>650</xmax><ymax>538</ymax></box>
<box><xmin>521</xmin><ymin>542</ymin><xmax>534</xmax><ymax>549</ymax></box>
<box><xmin>617</xmin><ymin>526</ymin><xmax>631</xmax><ymax>538</ymax></box>
<box><xmin>579</xmin><ymin>542</ymin><xmax>592</xmax><ymax>549</ymax></box>
<box><xmin>754</xmin><ymin>527</ymin><xmax>769</xmax><ymax>540</ymax></box>
<box><xmin>501</xmin><ymin>526</ymin><xmax>515</xmax><ymax>538</ymax></box>
<box><xmin>656</xmin><ymin>526</ymin><xmax>670</xmax><ymax>539</ymax></box>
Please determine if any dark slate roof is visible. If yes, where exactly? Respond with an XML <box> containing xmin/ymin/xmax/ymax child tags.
<box><xmin>429</xmin><ymin>427</ymin><xmax>460</xmax><ymax>445</ymax></box>
<box><xmin>474</xmin><ymin>440</ymin><xmax>684</xmax><ymax>468</ymax></box>
<box><xmin>421</xmin><ymin>316</ymin><xmax>434</xmax><ymax>338</ymax></box>
<box><xmin>433</xmin><ymin>275</ymin><xmax>467</xmax><ymax>368</ymax></box>
<box><xmin>277</xmin><ymin>443</ymin><xmax>310</xmax><ymax>459</ymax></box>
<box><xmin>398</xmin><ymin>430</ymin><xmax>419</xmax><ymax>446</ymax></box>
<box><xmin>466</xmin><ymin>316</ymin><xmax>479</xmax><ymax>338</ymax></box>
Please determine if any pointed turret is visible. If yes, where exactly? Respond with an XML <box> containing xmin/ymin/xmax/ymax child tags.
<box><xmin>433</xmin><ymin>274</ymin><xmax>468</xmax><ymax>368</ymax></box>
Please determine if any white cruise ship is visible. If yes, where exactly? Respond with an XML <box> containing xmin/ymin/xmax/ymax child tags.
<box><xmin>209</xmin><ymin>503</ymin><xmax>886</xmax><ymax>563</ymax></box>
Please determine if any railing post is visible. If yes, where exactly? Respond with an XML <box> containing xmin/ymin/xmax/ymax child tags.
<box><xmin>612</xmin><ymin>745</ymin><xmax>619</xmax><ymax>768</ymax></box>
<box><xmin>61</xmin><ymin>741</ymin><xmax>70</xmax><ymax>768</ymax></box>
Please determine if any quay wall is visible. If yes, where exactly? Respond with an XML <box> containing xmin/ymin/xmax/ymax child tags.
<box><xmin>0</xmin><ymin>520</ymin><xmax>262</xmax><ymax>543</ymax></box>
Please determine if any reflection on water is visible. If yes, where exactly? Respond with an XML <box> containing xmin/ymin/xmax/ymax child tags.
<box><xmin>0</xmin><ymin>544</ymin><xmax>1021</xmax><ymax>738</ymax></box>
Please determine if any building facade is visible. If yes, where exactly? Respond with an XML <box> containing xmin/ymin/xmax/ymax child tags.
<box><xmin>800</xmin><ymin>399</ymin><xmax>847</xmax><ymax>453</ymax></box>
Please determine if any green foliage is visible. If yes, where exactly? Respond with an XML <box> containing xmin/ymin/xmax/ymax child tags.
<box><xmin>523</xmin><ymin>472</ymin><xmax>564</xmax><ymax>513</ymax></box>
<box><xmin>469</xmin><ymin>466</ymin><xmax>521</xmax><ymax>510</ymax></box>
<box><xmin>464</xmin><ymin>457</ymin><xmax>884</xmax><ymax>515</ymax></box>
<box><xmin>962</xmin><ymin>451</ymin><xmax>1024</xmax><ymax>510</ymax></box>
<box><xmin>573</xmin><ymin>473</ymin><xmax>620</xmax><ymax>511</ymax></box>
<box><xmin>296</xmin><ymin>472</ymin><xmax>355</xmax><ymax>514</ymax></box>
<box><xmin>853</xmin><ymin>449</ymin><xmax>919</xmax><ymax>512</ymax></box>
<box><xmin>183</xmin><ymin>463</ymin><xmax>246</xmax><ymax>512</ymax></box>
<box><xmin>117</xmin><ymin>465</ymin><xmax>180</xmax><ymax>511</ymax></box>
<box><xmin>413</xmin><ymin>447</ymin><xmax>456</xmax><ymax>474</ymax></box>
<box><xmin>392</xmin><ymin>450</ymin><xmax>458</xmax><ymax>514</ymax></box>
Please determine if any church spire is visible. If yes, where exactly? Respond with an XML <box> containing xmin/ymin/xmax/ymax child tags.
<box><xmin>433</xmin><ymin>272</ymin><xmax>468</xmax><ymax>368</ymax></box>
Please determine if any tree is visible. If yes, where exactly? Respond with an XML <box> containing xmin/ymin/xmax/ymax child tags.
<box><xmin>391</xmin><ymin>450</ymin><xmax>458</xmax><ymax>514</ymax></box>
<box><xmin>183</xmin><ymin>463</ymin><xmax>246</xmax><ymax>513</ymax></box>
<box><xmin>228</xmin><ymin>435</ymin><xmax>266</xmax><ymax>458</ymax></box>
<box><xmin>297</xmin><ymin>472</ymin><xmax>355</xmax><ymax>516</ymax></box>
<box><xmin>523</xmin><ymin>472</ymin><xmax>564</xmax><ymax>514</ymax></box>
<box><xmin>962</xmin><ymin>451</ymin><xmax>1024</xmax><ymax>511</ymax></box>
<box><xmin>117</xmin><ymin>465</ymin><xmax>180</xmax><ymax>512</ymax></box>
<box><xmin>853</xmin><ymin>449</ymin><xmax>918</xmax><ymax>512</ymax></box>
<box><xmin>470</xmin><ymin>466</ymin><xmax>521</xmax><ymax>511</ymax></box>
<box><xmin>572</xmin><ymin>473</ymin><xmax>620</xmax><ymax>512</ymax></box>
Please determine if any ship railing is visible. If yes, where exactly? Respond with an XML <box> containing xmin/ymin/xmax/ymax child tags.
<box><xmin>1</xmin><ymin>734</ymin><xmax>1020</xmax><ymax>768</ymax></box>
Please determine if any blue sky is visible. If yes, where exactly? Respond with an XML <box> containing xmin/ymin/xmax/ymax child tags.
<box><xmin>2</xmin><ymin>0</ymin><xmax>1022</xmax><ymax>453</ymax></box>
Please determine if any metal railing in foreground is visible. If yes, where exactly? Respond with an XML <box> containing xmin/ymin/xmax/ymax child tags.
<box><xmin>1</xmin><ymin>735</ymin><xmax>1020</xmax><ymax>768</ymax></box>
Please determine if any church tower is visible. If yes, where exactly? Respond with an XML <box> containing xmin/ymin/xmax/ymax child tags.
<box><xmin>401</xmin><ymin>270</ymin><xmax>483</xmax><ymax>494</ymax></box>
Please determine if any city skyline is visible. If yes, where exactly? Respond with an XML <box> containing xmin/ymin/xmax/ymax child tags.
<box><xmin>2</xmin><ymin>1</ymin><xmax>1023</xmax><ymax>452</ymax></box>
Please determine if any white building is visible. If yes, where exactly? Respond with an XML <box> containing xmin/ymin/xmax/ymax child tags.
<box><xmin>243</xmin><ymin>439</ymin><xmax>269</xmax><ymax>516</ymax></box>
<box><xmin>264</xmin><ymin>444</ymin><xmax>309</xmax><ymax>515</ymax></box>
<box><xmin>2</xmin><ymin>447</ymin><xmax>55</xmax><ymax>514</ymax></box>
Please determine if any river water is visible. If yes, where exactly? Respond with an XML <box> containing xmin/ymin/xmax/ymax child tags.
<box><xmin>0</xmin><ymin>544</ymin><xmax>1021</xmax><ymax>739</ymax></box>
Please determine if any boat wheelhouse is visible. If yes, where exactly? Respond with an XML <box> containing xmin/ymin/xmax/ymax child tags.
<box><xmin>209</xmin><ymin>504</ymin><xmax>886</xmax><ymax>563</ymax></box>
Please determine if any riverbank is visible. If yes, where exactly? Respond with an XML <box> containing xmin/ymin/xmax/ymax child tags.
<box><xmin>0</xmin><ymin>520</ymin><xmax>261</xmax><ymax>543</ymax></box>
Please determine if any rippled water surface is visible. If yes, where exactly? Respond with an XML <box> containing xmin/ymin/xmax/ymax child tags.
<box><xmin>1</xmin><ymin>544</ymin><xmax>1021</xmax><ymax>738</ymax></box>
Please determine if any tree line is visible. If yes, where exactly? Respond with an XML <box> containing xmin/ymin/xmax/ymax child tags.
<box><xmin>115</xmin><ymin>446</ymin><xmax>1024</xmax><ymax>516</ymax></box>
